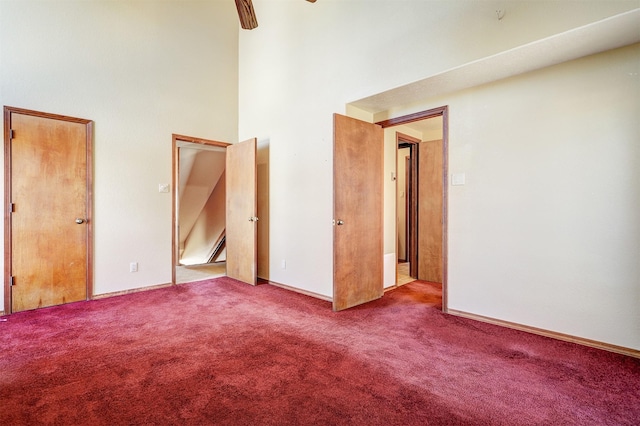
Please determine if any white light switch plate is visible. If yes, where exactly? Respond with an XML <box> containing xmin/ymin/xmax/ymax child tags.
<box><xmin>158</xmin><ymin>183</ymin><xmax>170</xmax><ymax>193</ymax></box>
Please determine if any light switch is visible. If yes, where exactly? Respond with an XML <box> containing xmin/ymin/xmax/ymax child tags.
<box><xmin>158</xmin><ymin>183</ymin><xmax>170</xmax><ymax>193</ymax></box>
<box><xmin>451</xmin><ymin>173</ymin><xmax>466</xmax><ymax>186</ymax></box>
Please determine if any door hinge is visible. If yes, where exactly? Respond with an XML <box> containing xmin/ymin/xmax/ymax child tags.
<box><xmin>9</xmin><ymin>276</ymin><xmax>14</xmax><ymax>287</ymax></box>
<box><xmin>9</xmin><ymin>203</ymin><xmax>15</xmax><ymax>214</ymax></box>
<box><xmin>9</xmin><ymin>129</ymin><xmax>14</xmax><ymax>140</ymax></box>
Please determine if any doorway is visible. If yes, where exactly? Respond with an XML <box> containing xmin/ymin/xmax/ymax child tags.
<box><xmin>332</xmin><ymin>107</ymin><xmax>447</xmax><ymax>312</ymax></box>
<box><xmin>4</xmin><ymin>106</ymin><xmax>93</xmax><ymax>314</ymax></box>
<box><xmin>172</xmin><ymin>134</ymin><xmax>230</xmax><ymax>284</ymax></box>
<box><xmin>171</xmin><ymin>134</ymin><xmax>258</xmax><ymax>286</ymax></box>
<box><xmin>377</xmin><ymin>106</ymin><xmax>448</xmax><ymax>310</ymax></box>
<box><xmin>396</xmin><ymin>132</ymin><xmax>420</xmax><ymax>284</ymax></box>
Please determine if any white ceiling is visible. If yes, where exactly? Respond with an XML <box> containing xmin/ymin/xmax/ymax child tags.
<box><xmin>351</xmin><ymin>9</ymin><xmax>640</xmax><ymax>115</ymax></box>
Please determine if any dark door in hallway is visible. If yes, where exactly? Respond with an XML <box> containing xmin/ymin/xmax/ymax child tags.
<box><xmin>418</xmin><ymin>138</ymin><xmax>443</xmax><ymax>283</ymax></box>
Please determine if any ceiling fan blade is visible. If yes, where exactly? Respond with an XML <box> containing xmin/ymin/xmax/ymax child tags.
<box><xmin>235</xmin><ymin>0</ymin><xmax>258</xmax><ymax>30</ymax></box>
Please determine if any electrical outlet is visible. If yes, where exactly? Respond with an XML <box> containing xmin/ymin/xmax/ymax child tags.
<box><xmin>281</xmin><ymin>259</ymin><xmax>286</xmax><ymax>269</ymax></box>
<box><xmin>130</xmin><ymin>262</ymin><xmax>138</xmax><ymax>273</ymax></box>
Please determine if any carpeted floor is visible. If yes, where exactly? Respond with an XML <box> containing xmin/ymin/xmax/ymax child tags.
<box><xmin>1</xmin><ymin>277</ymin><xmax>638</xmax><ymax>425</ymax></box>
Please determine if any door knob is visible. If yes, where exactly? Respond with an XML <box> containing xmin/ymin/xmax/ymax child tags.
<box><xmin>75</xmin><ymin>218</ymin><xmax>85</xmax><ymax>224</ymax></box>
<box><xmin>335</xmin><ymin>220</ymin><xmax>344</xmax><ymax>226</ymax></box>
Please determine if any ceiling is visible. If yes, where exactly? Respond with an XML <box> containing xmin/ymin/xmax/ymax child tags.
<box><xmin>351</xmin><ymin>9</ymin><xmax>640</xmax><ymax>116</ymax></box>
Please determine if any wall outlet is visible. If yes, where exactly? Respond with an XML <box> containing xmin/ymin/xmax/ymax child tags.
<box><xmin>281</xmin><ymin>259</ymin><xmax>286</xmax><ymax>269</ymax></box>
<box><xmin>130</xmin><ymin>262</ymin><xmax>138</xmax><ymax>272</ymax></box>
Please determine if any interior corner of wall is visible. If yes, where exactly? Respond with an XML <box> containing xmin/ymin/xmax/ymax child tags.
<box><xmin>372</xmin><ymin>110</ymin><xmax>393</xmax><ymax>124</ymax></box>
<box><xmin>345</xmin><ymin>104</ymin><xmax>375</xmax><ymax>122</ymax></box>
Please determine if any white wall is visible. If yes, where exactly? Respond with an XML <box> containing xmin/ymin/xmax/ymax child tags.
<box><xmin>441</xmin><ymin>44</ymin><xmax>639</xmax><ymax>350</ymax></box>
<box><xmin>238</xmin><ymin>1</ymin><xmax>639</xmax><ymax>349</ymax></box>
<box><xmin>182</xmin><ymin>171</ymin><xmax>226</xmax><ymax>265</ymax></box>
<box><xmin>0</xmin><ymin>0</ymin><xmax>238</xmax><ymax>306</ymax></box>
<box><xmin>238</xmin><ymin>0</ymin><xmax>636</xmax><ymax>293</ymax></box>
<box><xmin>179</xmin><ymin>149</ymin><xmax>226</xmax><ymax>250</ymax></box>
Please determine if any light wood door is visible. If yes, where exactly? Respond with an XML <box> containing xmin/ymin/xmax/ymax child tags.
<box><xmin>6</xmin><ymin>109</ymin><xmax>92</xmax><ymax>313</ymax></box>
<box><xmin>333</xmin><ymin>114</ymin><xmax>383</xmax><ymax>311</ymax></box>
<box><xmin>226</xmin><ymin>138</ymin><xmax>257</xmax><ymax>285</ymax></box>
<box><xmin>418</xmin><ymin>139</ymin><xmax>443</xmax><ymax>283</ymax></box>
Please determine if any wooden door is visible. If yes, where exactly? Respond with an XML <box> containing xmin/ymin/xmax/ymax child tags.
<box><xmin>418</xmin><ymin>139</ymin><xmax>443</xmax><ymax>283</ymax></box>
<box><xmin>226</xmin><ymin>138</ymin><xmax>257</xmax><ymax>285</ymax></box>
<box><xmin>403</xmin><ymin>155</ymin><xmax>410</xmax><ymax>263</ymax></box>
<box><xmin>5</xmin><ymin>108</ymin><xmax>92</xmax><ymax>313</ymax></box>
<box><xmin>333</xmin><ymin>114</ymin><xmax>383</xmax><ymax>311</ymax></box>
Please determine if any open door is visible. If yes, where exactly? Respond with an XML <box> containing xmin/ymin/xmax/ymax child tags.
<box><xmin>333</xmin><ymin>114</ymin><xmax>383</xmax><ymax>311</ymax></box>
<box><xmin>226</xmin><ymin>138</ymin><xmax>257</xmax><ymax>285</ymax></box>
<box><xmin>418</xmin><ymin>139</ymin><xmax>443</xmax><ymax>283</ymax></box>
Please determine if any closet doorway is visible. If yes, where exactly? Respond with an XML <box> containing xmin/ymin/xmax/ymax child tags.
<box><xmin>172</xmin><ymin>134</ymin><xmax>229</xmax><ymax>284</ymax></box>
<box><xmin>171</xmin><ymin>134</ymin><xmax>258</xmax><ymax>286</ymax></box>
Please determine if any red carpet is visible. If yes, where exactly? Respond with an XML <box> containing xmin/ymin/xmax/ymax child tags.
<box><xmin>1</xmin><ymin>277</ymin><xmax>638</xmax><ymax>425</ymax></box>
